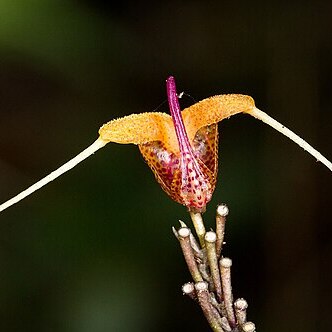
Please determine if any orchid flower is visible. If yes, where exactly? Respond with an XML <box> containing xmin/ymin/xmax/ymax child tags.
<box><xmin>0</xmin><ymin>76</ymin><xmax>331</xmax><ymax>213</ymax></box>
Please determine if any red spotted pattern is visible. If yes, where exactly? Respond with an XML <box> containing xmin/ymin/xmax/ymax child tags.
<box><xmin>139</xmin><ymin>123</ymin><xmax>218</xmax><ymax>212</ymax></box>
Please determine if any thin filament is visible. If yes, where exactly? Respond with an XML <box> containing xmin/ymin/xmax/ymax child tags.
<box><xmin>248</xmin><ymin>107</ymin><xmax>332</xmax><ymax>172</ymax></box>
<box><xmin>0</xmin><ymin>138</ymin><xmax>107</xmax><ymax>212</ymax></box>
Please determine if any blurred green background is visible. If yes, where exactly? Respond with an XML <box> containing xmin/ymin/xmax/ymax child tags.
<box><xmin>0</xmin><ymin>1</ymin><xmax>331</xmax><ymax>331</ymax></box>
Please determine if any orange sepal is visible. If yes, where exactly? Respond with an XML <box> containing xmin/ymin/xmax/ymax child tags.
<box><xmin>98</xmin><ymin>94</ymin><xmax>255</xmax><ymax>154</ymax></box>
<box><xmin>182</xmin><ymin>94</ymin><xmax>255</xmax><ymax>144</ymax></box>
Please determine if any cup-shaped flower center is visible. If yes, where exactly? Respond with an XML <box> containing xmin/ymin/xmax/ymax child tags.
<box><xmin>139</xmin><ymin>77</ymin><xmax>218</xmax><ymax>212</ymax></box>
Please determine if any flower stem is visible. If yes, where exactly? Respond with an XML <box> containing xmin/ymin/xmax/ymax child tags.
<box><xmin>189</xmin><ymin>211</ymin><xmax>206</xmax><ymax>248</ymax></box>
<box><xmin>216</xmin><ymin>204</ymin><xmax>229</xmax><ymax>258</ymax></box>
<box><xmin>195</xmin><ymin>281</ymin><xmax>224</xmax><ymax>332</ymax></box>
<box><xmin>178</xmin><ymin>227</ymin><xmax>203</xmax><ymax>282</ymax></box>
<box><xmin>205</xmin><ymin>231</ymin><xmax>223</xmax><ymax>302</ymax></box>
<box><xmin>234</xmin><ymin>298</ymin><xmax>248</xmax><ymax>326</ymax></box>
<box><xmin>242</xmin><ymin>322</ymin><xmax>256</xmax><ymax>332</ymax></box>
<box><xmin>220</xmin><ymin>258</ymin><xmax>236</xmax><ymax>327</ymax></box>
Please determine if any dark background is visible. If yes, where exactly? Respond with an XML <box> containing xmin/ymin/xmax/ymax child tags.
<box><xmin>0</xmin><ymin>1</ymin><xmax>331</xmax><ymax>331</ymax></box>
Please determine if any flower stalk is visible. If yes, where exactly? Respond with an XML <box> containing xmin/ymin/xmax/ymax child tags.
<box><xmin>195</xmin><ymin>281</ymin><xmax>224</xmax><ymax>332</ymax></box>
<box><xmin>220</xmin><ymin>258</ymin><xmax>236</xmax><ymax>327</ymax></box>
<box><xmin>215</xmin><ymin>204</ymin><xmax>228</xmax><ymax>258</ymax></box>
<box><xmin>177</xmin><ymin>227</ymin><xmax>203</xmax><ymax>283</ymax></box>
<box><xmin>234</xmin><ymin>298</ymin><xmax>248</xmax><ymax>326</ymax></box>
<box><xmin>205</xmin><ymin>231</ymin><xmax>223</xmax><ymax>302</ymax></box>
<box><xmin>189</xmin><ymin>211</ymin><xmax>206</xmax><ymax>248</ymax></box>
<box><xmin>174</xmin><ymin>204</ymin><xmax>255</xmax><ymax>331</ymax></box>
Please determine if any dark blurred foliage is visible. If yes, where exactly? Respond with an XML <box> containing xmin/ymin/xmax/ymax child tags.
<box><xmin>0</xmin><ymin>1</ymin><xmax>331</xmax><ymax>331</ymax></box>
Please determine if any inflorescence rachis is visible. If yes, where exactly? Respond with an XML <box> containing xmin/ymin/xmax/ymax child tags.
<box><xmin>173</xmin><ymin>204</ymin><xmax>256</xmax><ymax>332</ymax></box>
